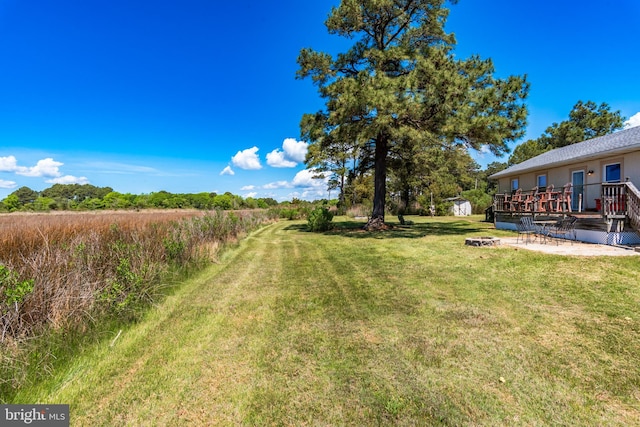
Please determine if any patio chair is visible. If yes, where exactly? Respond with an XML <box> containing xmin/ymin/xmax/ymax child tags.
<box><xmin>550</xmin><ymin>216</ymin><xmax>577</xmax><ymax>245</ymax></box>
<box><xmin>516</xmin><ymin>216</ymin><xmax>538</xmax><ymax>244</ymax></box>
<box><xmin>522</xmin><ymin>186</ymin><xmax>539</xmax><ymax>212</ymax></box>
<box><xmin>555</xmin><ymin>183</ymin><xmax>572</xmax><ymax>212</ymax></box>
<box><xmin>539</xmin><ymin>184</ymin><xmax>555</xmax><ymax>212</ymax></box>
<box><xmin>506</xmin><ymin>189</ymin><xmax>523</xmax><ymax>212</ymax></box>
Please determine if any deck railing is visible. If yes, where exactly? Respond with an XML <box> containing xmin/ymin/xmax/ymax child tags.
<box><xmin>601</xmin><ymin>183</ymin><xmax>627</xmax><ymax>217</ymax></box>
<box><xmin>493</xmin><ymin>185</ymin><xmax>574</xmax><ymax>214</ymax></box>
<box><xmin>494</xmin><ymin>194</ymin><xmax>508</xmax><ymax>212</ymax></box>
<box><xmin>624</xmin><ymin>182</ymin><xmax>640</xmax><ymax>230</ymax></box>
<box><xmin>493</xmin><ymin>182</ymin><xmax>633</xmax><ymax>217</ymax></box>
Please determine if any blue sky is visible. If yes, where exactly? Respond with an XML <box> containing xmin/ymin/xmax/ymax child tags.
<box><xmin>1</xmin><ymin>0</ymin><xmax>639</xmax><ymax>201</ymax></box>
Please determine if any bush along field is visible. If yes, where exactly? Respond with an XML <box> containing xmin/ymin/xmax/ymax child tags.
<box><xmin>307</xmin><ymin>207</ymin><xmax>334</xmax><ymax>232</ymax></box>
<box><xmin>0</xmin><ymin>209</ymin><xmax>276</xmax><ymax>399</ymax></box>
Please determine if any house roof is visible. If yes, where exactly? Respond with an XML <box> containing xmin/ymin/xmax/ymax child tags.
<box><xmin>490</xmin><ymin>125</ymin><xmax>640</xmax><ymax>179</ymax></box>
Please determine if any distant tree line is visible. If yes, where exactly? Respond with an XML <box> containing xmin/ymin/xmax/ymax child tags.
<box><xmin>1</xmin><ymin>100</ymin><xmax>624</xmax><ymax>216</ymax></box>
<box><xmin>0</xmin><ymin>183</ymin><xmax>280</xmax><ymax>212</ymax></box>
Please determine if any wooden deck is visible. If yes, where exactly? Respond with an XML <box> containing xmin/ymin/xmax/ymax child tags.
<box><xmin>492</xmin><ymin>181</ymin><xmax>640</xmax><ymax>245</ymax></box>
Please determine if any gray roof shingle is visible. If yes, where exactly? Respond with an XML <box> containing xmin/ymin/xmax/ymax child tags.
<box><xmin>490</xmin><ymin>125</ymin><xmax>640</xmax><ymax>179</ymax></box>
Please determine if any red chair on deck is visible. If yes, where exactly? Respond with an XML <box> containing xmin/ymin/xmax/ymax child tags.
<box><xmin>522</xmin><ymin>187</ymin><xmax>539</xmax><ymax>212</ymax></box>
<box><xmin>538</xmin><ymin>184</ymin><xmax>554</xmax><ymax>212</ymax></box>
<box><xmin>506</xmin><ymin>189</ymin><xmax>523</xmax><ymax>212</ymax></box>
<box><xmin>555</xmin><ymin>183</ymin><xmax>572</xmax><ymax>212</ymax></box>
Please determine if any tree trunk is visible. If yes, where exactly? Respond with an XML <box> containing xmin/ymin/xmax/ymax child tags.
<box><xmin>400</xmin><ymin>187</ymin><xmax>410</xmax><ymax>215</ymax></box>
<box><xmin>338</xmin><ymin>159</ymin><xmax>346</xmax><ymax>212</ymax></box>
<box><xmin>364</xmin><ymin>134</ymin><xmax>388</xmax><ymax>230</ymax></box>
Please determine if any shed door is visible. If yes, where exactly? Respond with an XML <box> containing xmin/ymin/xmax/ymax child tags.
<box><xmin>572</xmin><ymin>170</ymin><xmax>584</xmax><ymax>211</ymax></box>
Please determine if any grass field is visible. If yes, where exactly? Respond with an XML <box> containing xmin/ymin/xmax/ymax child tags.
<box><xmin>10</xmin><ymin>215</ymin><xmax>640</xmax><ymax>425</ymax></box>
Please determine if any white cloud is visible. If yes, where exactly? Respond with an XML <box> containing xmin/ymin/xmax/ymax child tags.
<box><xmin>245</xmin><ymin>192</ymin><xmax>258</xmax><ymax>198</ymax></box>
<box><xmin>624</xmin><ymin>112</ymin><xmax>640</xmax><ymax>129</ymax></box>
<box><xmin>266</xmin><ymin>138</ymin><xmax>309</xmax><ymax>168</ymax></box>
<box><xmin>291</xmin><ymin>170</ymin><xmax>331</xmax><ymax>200</ymax></box>
<box><xmin>282</xmin><ymin>138</ymin><xmax>308</xmax><ymax>163</ymax></box>
<box><xmin>46</xmin><ymin>175</ymin><xmax>89</xmax><ymax>185</ymax></box>
<box><xmin>263</xmin><ymin>180</ymin><xmax>292</xmax><ymax>190</ymax></box>
<box><xmin>266</xmin><ymin>149</ymin><xmax>297</xmax><ymax>168</ymax></box>
<box><xmin>16</xmin><ymin>158</ymin><xmax>63</xmax><ymax>177</ymax></box>
<box><xmin>262</xmin><ymin>170</ymin><xmax>329</xmax><ymax>194</ymax></box>
<box><xmin>232</xmin><ymin>146</ymin><xmax>262</xmax><ymax>170</ymax></box>
<box><xmin>220</xmin><ymin>165</ymin><xmax>235</xmax><ymax>176</ymax></box>
<box><xmin>0</xmin><ymin>156</ymin><xmax>20</xmax><ymax>172</ymax></box>
<box><xmin>0</xmin><ymin>156</ymin><xmax>71</xmax><ymax>179</ymax></box>
<box><xmin>241</xmin><ymin>185</ymin><xmax>256</xmax><ymax>190</ymax></box>
<box><xmin>285</xmin><ymin>188</ymin><xmax>327</xmax><ymax>201</ymax></box>
<box><xmin>0</xmin><ymin>179</ymin><xmax>17</xmax><ymax>189</ymax></box>
<box><xmin>291</xmin><ymin>169</ymin><xmax>329</xmax><ymax>188</ymax></box>
<box><xmin>303</xmin><ymin>189</ymin><xmax>327</xmax><ymax>198</ymax></box>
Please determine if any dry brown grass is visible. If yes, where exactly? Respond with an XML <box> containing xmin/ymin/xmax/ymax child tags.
<box><xmin>0</xmin><ymin>209</ymin><xmax>273</xmax><ymax>345</ymax></box>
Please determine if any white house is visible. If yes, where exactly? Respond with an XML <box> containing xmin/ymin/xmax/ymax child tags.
<box><xmin>489</xmin><ymin>125</ymin><xmax>640</xmax><ymax>245</ymax></box>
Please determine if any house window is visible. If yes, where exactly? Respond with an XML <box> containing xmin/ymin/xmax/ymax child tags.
<box><xmin>537</xmin><ymin>174</ymin><xmax>547</xmax><ymax>189</ymax></box>
<box><xmin>604</xmin><ymin>163</ymin><xmax>621</xmax><ymax>182</ymax></box>
<box><xmin>511</xmin><ymin>178</ymin><xmax>519</xmax><ymax>192</ymax></box>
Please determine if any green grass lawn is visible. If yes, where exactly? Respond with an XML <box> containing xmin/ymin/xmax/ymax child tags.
<box><xmin>12</xmin><ymin>215</ymin><xmax>640</xmax><ymax>425</ymax></box>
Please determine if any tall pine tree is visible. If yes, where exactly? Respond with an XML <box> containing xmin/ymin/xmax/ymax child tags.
<box><xmin>298</xmin><ymin>0</ymin><xmax>528</xmax><ymax>228</ymax></box>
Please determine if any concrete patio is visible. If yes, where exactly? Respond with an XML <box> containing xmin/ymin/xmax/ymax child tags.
<box><xmin>499</xmin><ymin>236</ymin><xmax>640</xmax><ymax>256</ymax></box>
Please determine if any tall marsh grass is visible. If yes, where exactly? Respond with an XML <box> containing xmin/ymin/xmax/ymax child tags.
<box><xmin>0</xmin><ymin>209</ymin><xmax>274</xmax><ymax>396</ymax></box>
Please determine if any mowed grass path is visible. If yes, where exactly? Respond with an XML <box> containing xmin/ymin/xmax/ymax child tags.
<box><xmin>16</xmin><ymin>217</ymin><xmax>640</xmax><ymax>425</ymax></box>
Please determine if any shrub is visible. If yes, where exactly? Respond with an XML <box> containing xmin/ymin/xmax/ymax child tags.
<box><xmin>1</xmin><ymin>265</ymin><xmax>34</xmax><ymax>308</ymax></box>
<box><xmin>0</xmin><ymin>264</ymin><xmax>35</xmax><ymax>343</ymax></box>
<box><xmin>163</xmin><ymin>236</ymin><xmax>187</xmax><ymax>263</ymax></box>
<box><xmin>307</xmin><ymin>207</ymin><xmax>334</xmax><ymax>232</ymax></box>
<box><xmin>280</xmin><ymin>208</ymin><xmax>300</xmax><ymax>220</ymax></box>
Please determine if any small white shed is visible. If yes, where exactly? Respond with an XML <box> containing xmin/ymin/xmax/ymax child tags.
<box><xmin>446</xmin><ymin>197</ymin><xmax>472</xmax><ymax>216</ymax></box>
